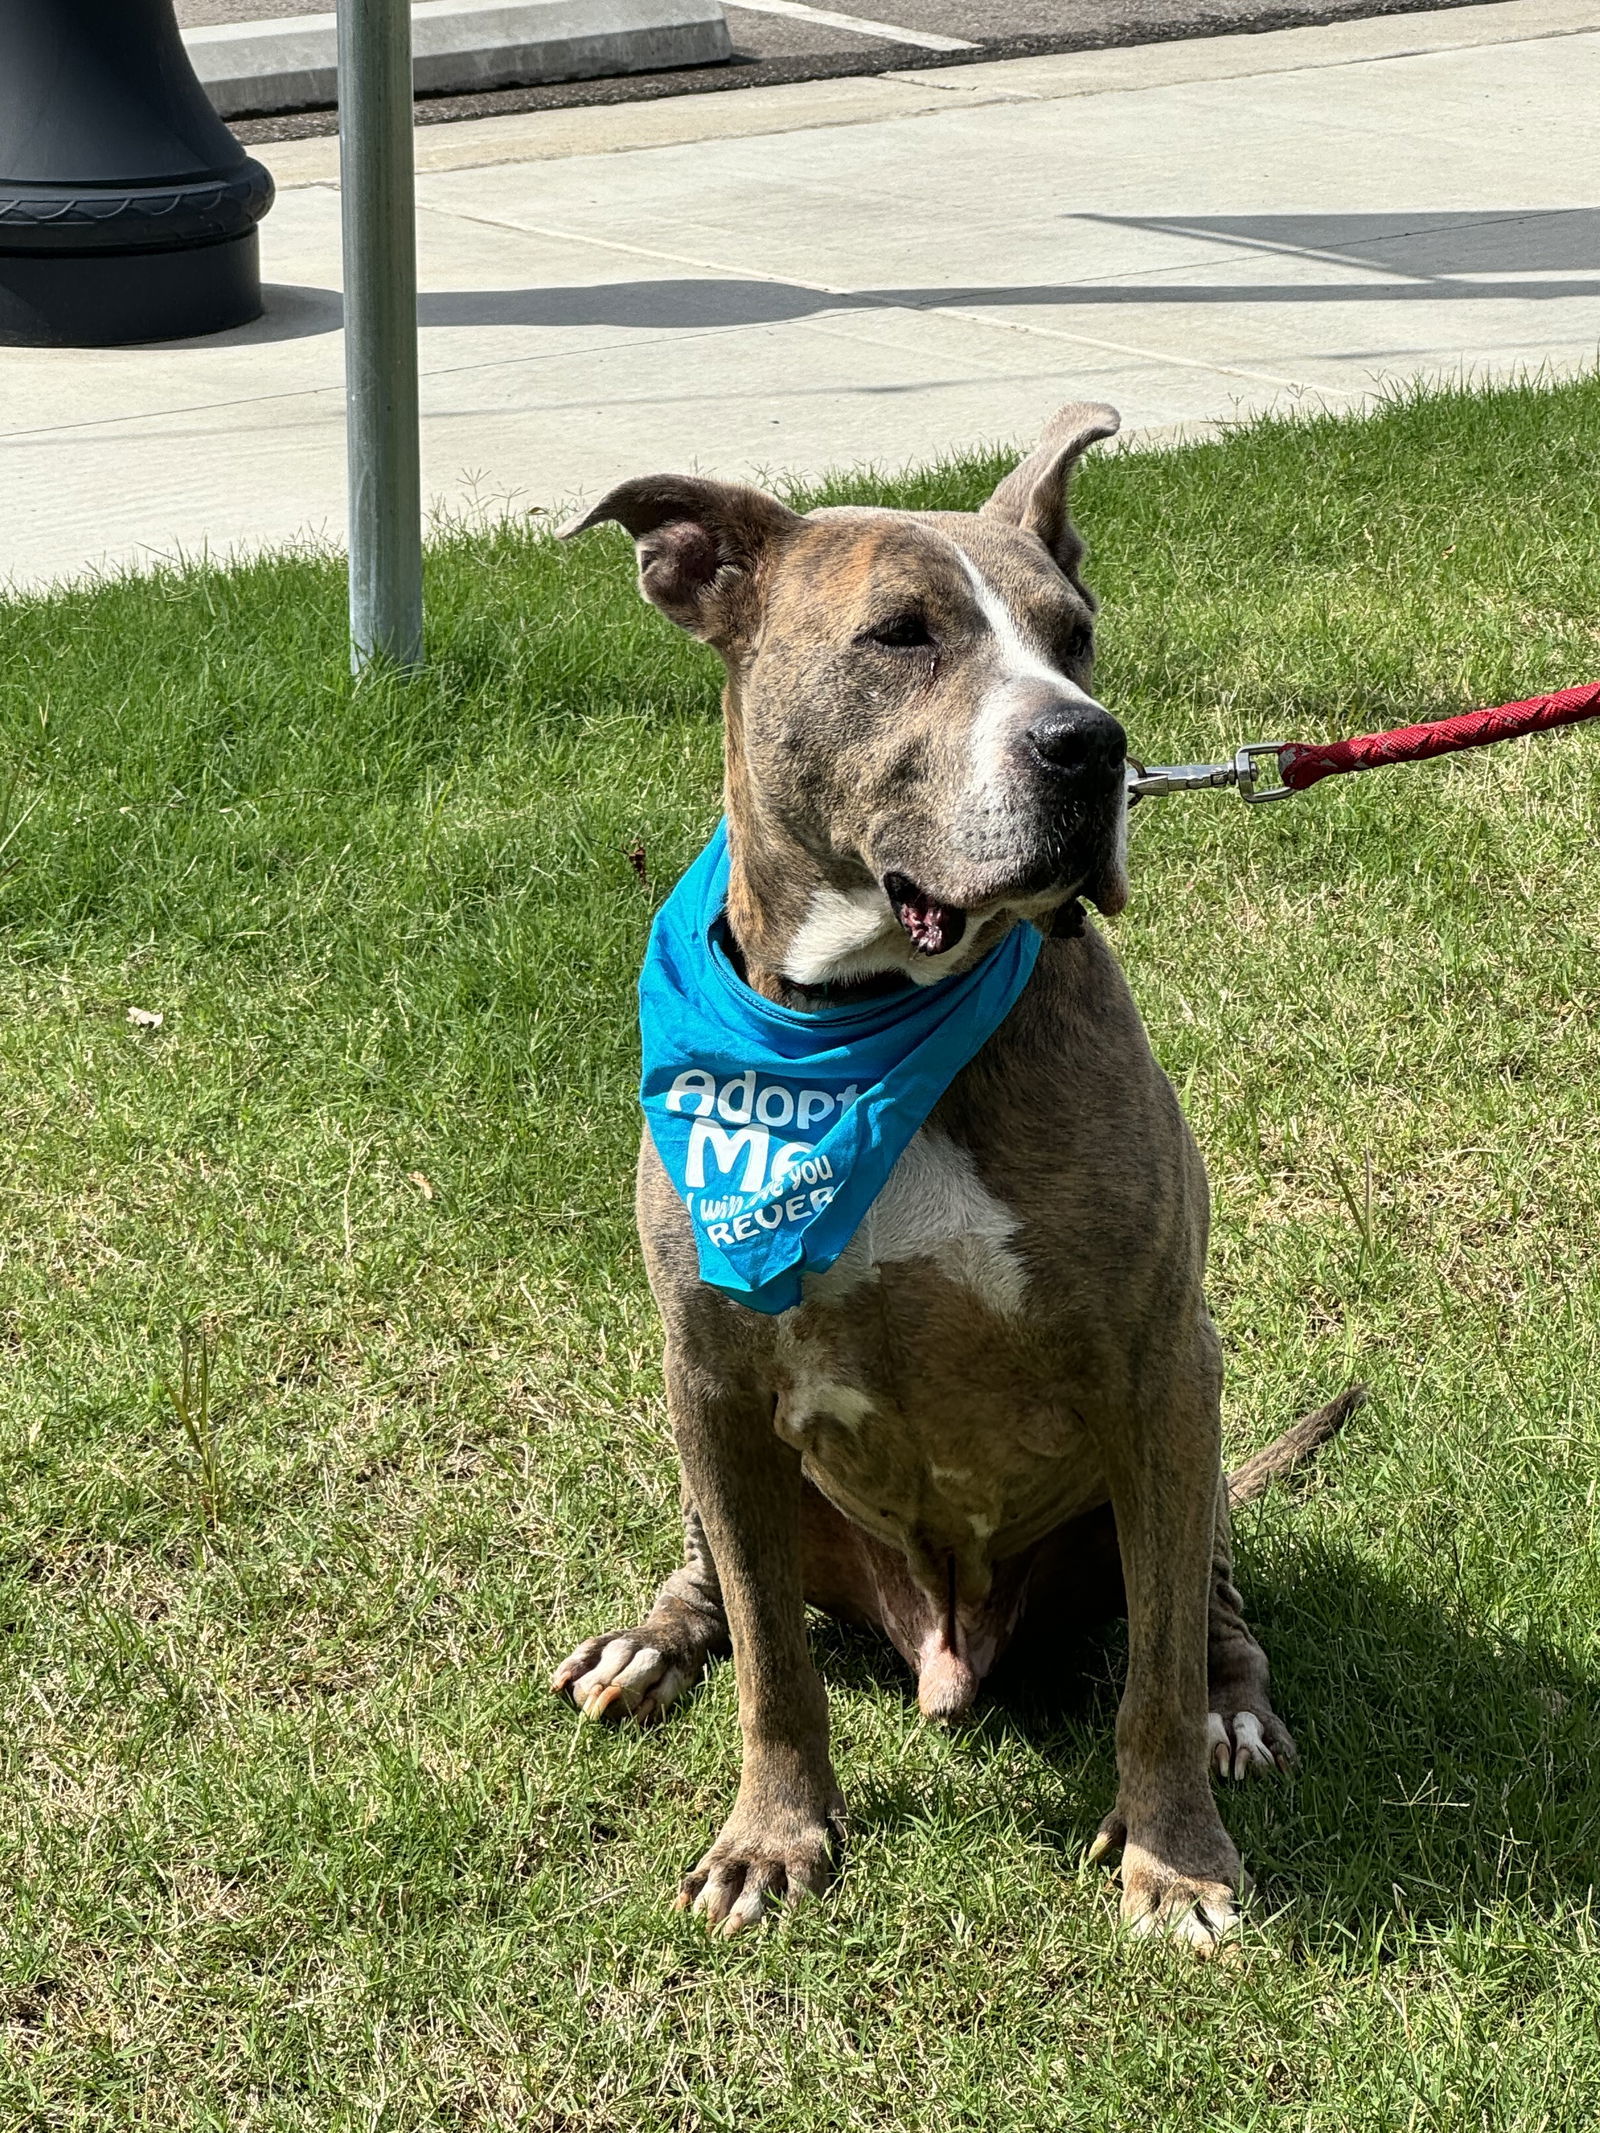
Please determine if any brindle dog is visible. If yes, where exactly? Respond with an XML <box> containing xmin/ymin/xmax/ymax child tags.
<box><xmin>553</xmin><ymin>404</ymin><xmax>1354</xmax><ymax>1953</ymax></box>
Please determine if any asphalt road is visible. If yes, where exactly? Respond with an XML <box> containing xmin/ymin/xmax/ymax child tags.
<box><xmin>201</xmin><ymin>0</ymin><xmax>1508</xmax><ymax>144</ymax></box>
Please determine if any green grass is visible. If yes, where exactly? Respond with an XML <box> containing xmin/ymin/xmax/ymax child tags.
<box><xmin>1</xmin><ymin>372</ymin><xmax>1599</xmax><ymax>2129</ymax></box>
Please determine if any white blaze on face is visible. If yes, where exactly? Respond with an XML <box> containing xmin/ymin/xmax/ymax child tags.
<box><xmin>953</xmin><ymin>547</ymin><xmax>1103</xmax><ymax>806</ymax></box>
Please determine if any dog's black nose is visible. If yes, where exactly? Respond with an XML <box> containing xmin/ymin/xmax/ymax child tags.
<box><xmin>1026</xmin><ymin>699</ymin><xmax>1126</xmax><ymax>780</ymax></box>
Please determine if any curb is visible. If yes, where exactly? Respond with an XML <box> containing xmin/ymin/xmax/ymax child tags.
<box><xmin>184</xmin><ymin>0</ymin><xmax>733</xmax><ymax>119</ymax></box>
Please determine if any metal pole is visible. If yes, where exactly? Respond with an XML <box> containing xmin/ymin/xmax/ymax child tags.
<box><xmin>338</xmin><ymin>0</ymin><xmax>422</xmax><ymax>673</ymax></box>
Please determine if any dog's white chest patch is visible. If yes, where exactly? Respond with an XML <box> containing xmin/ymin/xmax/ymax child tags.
<box><xmin>806</xmin><ymin>1128</ymin><xmax>1027</xmax><ymax>1316</ymax></box>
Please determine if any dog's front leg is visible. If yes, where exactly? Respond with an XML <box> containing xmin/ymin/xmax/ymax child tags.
<box><xmin>1093</xmin><ymin>1359</ymin><xmax>1245</xmax><ymax>1955</ymax></box>
<box><xmin>667</xmin><ymin>1348</ymin><xmax>844</xmax><ymax>1935</ymax></box>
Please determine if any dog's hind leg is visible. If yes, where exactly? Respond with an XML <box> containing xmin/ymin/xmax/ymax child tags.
<box><xmin>551</xmin><ymin>1495</ymin><xmax>730</xmax><ymax>1723</ymax></box>
<box><xmin>1005</xmin><ymin>1499</ymin><xmax>1297</xmax><ymax>1777</ymax></box>
<box><xmin>1204</xmin><ymin>1493</ymin><xmax>1295</xmax><ymax>1781</ymax></box>
<box><xmin>1207</xmin><ymin>1388</ymin><xmax>1363</xmax><ymax>1779</ymax></box>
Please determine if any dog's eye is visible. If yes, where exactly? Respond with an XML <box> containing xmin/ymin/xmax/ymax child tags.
<box><xmin>1063</xmin><ymin>623</ymin><xmax>1095</xmax><ymax>663</ymax></box>
<box><xmin>862</xmin><ymin>613</ymin><xmax>933</xmax><ymax>651</ymax></box>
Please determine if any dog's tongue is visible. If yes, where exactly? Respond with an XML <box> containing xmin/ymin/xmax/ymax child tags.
<box><xmin>884</xmin><ymin>873</ymin><xmax>967</xmax><ymax>957</ymax></box>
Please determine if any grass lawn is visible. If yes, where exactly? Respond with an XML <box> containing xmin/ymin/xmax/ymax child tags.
<box><xmin>1</xmin><ymin>373</ymin><xmax>1598</xmax><ymax>2129</ymax></box>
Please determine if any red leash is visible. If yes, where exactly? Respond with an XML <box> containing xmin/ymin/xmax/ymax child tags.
<box><xmin>1128</xmin><ymin>682</ymin><xmax>1600</xmax><ymax>805</ymax></box>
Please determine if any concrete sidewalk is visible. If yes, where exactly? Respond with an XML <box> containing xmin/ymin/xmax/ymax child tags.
<box><xmin>3</xmin><ymin>0</ymin><xmax>1596</xmax><ymax>591</ymax></box>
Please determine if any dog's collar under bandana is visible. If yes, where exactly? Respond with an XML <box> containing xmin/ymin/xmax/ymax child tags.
<box><xmin>639</xmin><ymin>821</ymin><xmax>1043</xmax><ymax>1314</ymax></box>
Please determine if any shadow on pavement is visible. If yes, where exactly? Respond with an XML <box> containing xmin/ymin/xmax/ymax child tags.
<box><xmin>242</xmin><ymin>212</ymin><xmax>1600</xmax><ymax>345</ymax></box>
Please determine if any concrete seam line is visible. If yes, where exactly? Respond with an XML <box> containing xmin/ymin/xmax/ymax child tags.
<box><xmin>727</xmin><ymin>1</ymin><xmax>977</xmax><ymax>53</ymax></box>
<box><xmin>404</xmin><ymin>181</ymin><xmax>1380</xmax><ymax>400</ymax></box>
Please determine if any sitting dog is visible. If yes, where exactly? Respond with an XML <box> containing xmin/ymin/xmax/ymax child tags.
<box><xmin>554</xmin><ymin>403</ymin><xmax>1352</xmax><ymax>1952</ymax></box>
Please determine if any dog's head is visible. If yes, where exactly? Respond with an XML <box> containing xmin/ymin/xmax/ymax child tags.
<box><xmin>564</xmin><ymin>402</ymin><xmax>1126</xmax><ymax>990</ymax></box>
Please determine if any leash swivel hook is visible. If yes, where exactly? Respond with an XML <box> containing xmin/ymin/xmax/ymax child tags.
<box><xmin>1126</xmin><ymin>743</ymin><xmax>1295</xmax><ymax>806</ymax></box>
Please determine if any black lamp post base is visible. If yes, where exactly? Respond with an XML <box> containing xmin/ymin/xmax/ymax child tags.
<box><xmin>0</xmin><ymin>229</ymin><xmax>262</xmax><ymax>347</ymax></box>
<box><xmin>1</xmin><ymin>0</ymin><xmax>274</xmax><ymax>348</ymax></box>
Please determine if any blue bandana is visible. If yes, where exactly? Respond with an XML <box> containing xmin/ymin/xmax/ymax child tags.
<box><xmin>639</xmin><ymin>822</ymin><xmax>1043</xmax><ymax>1314</ymax></box>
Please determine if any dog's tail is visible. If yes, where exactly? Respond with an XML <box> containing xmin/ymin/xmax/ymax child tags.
<box><xmin>1226</xmin><ymin>1386</ymin><xmax>1366</xmax><ymax>1508</ymax></box>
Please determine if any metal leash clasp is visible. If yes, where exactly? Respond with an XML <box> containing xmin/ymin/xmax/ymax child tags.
<box><xmin>1126</xmin><ymin>743</ymin><xmax>1295</xmax><ymax>804</ymax></box>
<box><xmin>1233</xmin><ymin>742</ymin><xmax>1296</xmax><ymax>803</ymax></box>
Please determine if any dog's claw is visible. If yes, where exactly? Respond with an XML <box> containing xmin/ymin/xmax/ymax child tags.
<box><xmin>676</xmin><ymin>1801</ymin><xmax>839</xmax><ymax>1934</ymax></box>
<box><xmin>685</xmin><ymin>1860</ymin><xmax>780</xmax><ymax>1934</ymax></box>
<box><xmin>553</xmin><ymin>1631</ymin><xmax>691</xmax><ymax>1724</ymax></box>
<box><xmin>1087</xmin><ymin>1811</ymin><xmax>1126</xmax><ymax>1868</ymax></box>
<box><xmin>1207</xmin><ymin>1709</ymin><xmax>1294</xmax><ymax>1782</ymax></box>
<box><xmin>1118</xmin><ymin>1839</ymin><xmax>1244</xmax><ymax>1961</ymax></box>
<box><xmin>721</xmin><ymin>1882</ymin><xmax>774</xmax><ymax>1936</ymax></box>
<box><xmin>1127</xmin><ymin>1895</ymin><xmax>1242</xmax><ymax>1959</ymax></box>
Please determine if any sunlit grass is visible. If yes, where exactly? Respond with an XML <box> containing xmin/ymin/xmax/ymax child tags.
<box><xmin>0</xmin><ymin>373</ymin><xmax>1597</xmax><ymax>2127</ymax></box>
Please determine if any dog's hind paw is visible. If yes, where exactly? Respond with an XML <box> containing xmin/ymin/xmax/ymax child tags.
<box><xmin>551</xmin><ymin>1630</ymin><xmax>693</xmax><ymax>1723</ymax></box>
<box><xmin>1207</xmin><ymin>1708</ymin><xmax>1295</xmax><ymax>1781</ymax></box>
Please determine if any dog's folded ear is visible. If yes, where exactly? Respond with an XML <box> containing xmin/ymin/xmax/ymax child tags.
<box><xmin>560</xmin><ymin>476</ymin><xmax>802</xmax><ymax>647</ymax></box>
<box><xmin>979</xmin><ymin>402</ymin><xmax>1120</xmax><ymax>596</ymax></box>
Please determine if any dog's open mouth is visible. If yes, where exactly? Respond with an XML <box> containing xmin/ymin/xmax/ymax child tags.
<box><xmin>883</xmin><ymin>872</ymin><xmax>967</xmax><ymax>957</ymax></box>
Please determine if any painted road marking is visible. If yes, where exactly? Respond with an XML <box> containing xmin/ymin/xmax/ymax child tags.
<box><xmin>729</xmin><ymin>1</ymin><xmax>979</xmax><ymax>53</ymax></box>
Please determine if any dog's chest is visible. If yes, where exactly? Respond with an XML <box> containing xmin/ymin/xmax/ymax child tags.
<box><xmin>805</xmin><ymin>1127</ymin><xmax>1028</xmax><ymax>1316</ymax></box>
<box><xmin>773</xmin><ymin>1130</ymin><xmax>1100</xmax><ymax>1580</ymax></box>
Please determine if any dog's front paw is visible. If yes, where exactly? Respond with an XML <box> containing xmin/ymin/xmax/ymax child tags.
<box><xmin>1120</xmin><ymin>1847</ymin><xmax>1241</xmax><ymax>1955</ymax></box>
<box><xmin>675</xmin><ymin>1789</ymin><xmax>845</xmax><ymax>1937</ymax></box>
<box><xmin>551</xmin><ymin>1628</ymin><xmax>698</xmax><ymax>1723</ymax></box>
<box><xmin>1207</xmin><ymin>1706</ymin><xmax>1296</xmax><ymax>1781</ymax></box>
<box><xmin>1089</xmin><ymin>1808</ymin><xmax>1245</xmax><ymax>1959</ymax></box>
